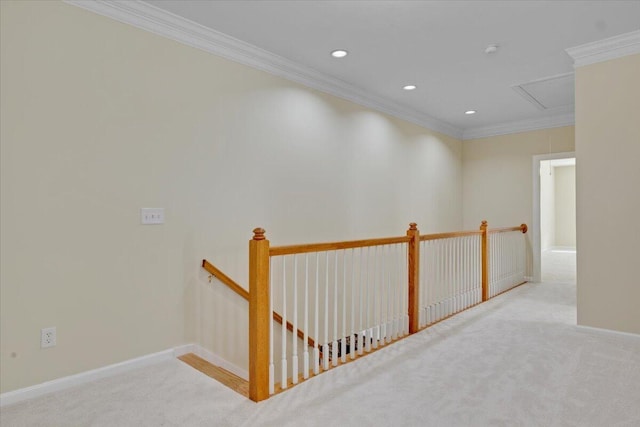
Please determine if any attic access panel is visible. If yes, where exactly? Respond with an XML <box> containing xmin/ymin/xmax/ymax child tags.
<box><xmin>513</xmin><ymin>72</ymin><xmax>574</xmax><ymax>111</ymax></box>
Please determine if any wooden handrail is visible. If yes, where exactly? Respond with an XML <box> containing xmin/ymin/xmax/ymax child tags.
<box><xmin>488</xmin><ymin>224</ymin><xmax>528</xmax><ymax>234</ymax></box>
<box><xmin>202</xmin><ymin>259</ymin><xmax>249</xmax><ymax>300</ymax></box>
<box><xmin>201</xmin><ymin>259</ymin><xmax>316</xmax><ymax>349</ymax></box>
<box><xmin>420</xmin><ymin>230</ymin><xmax>482</xmax><ymax>241</ymax></box>
<box><xmin>419</xmin><ymin>225</ymin><xmax>527</xmax><ymax>241</ymax></box>
<box><xmin>269</xmin><ymin>235</ymin><xmax>411</xmax><ymax>256</ymax></box>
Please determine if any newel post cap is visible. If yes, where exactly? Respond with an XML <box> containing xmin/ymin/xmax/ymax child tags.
<box><xmin>409</xmin><ymin>222</ymin><xmax>418</xmax><ymax>231</ymax></box>
<box><xmin>480</xmin><ymin>220</ymin><xmax>488</xmax><ymax>230</ymax></box>
<box><xmin>252</xmin><ymin>228</ymin><xmax>266</xmax><ymax>240</ymax></box>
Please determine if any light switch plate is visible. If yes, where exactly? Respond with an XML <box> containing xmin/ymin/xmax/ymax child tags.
<box><xmin>140</xmin><ymin>208</ymin><xmax>164</xmax><ymax>225</ymax></box>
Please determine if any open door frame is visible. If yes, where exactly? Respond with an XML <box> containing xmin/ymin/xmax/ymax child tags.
<box><xmin>532</xmin><ymin>151</ymin><xmax>576</xmax><ymax>282</ymax></box>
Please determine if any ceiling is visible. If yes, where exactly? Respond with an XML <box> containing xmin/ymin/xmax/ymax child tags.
<box><xmin>137</xmin><ymin>1</ymin><xmax>640</xmax><ymax>138</ymax></box>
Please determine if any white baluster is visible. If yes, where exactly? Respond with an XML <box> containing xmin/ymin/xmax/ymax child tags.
<box><xmin>350</xmin><ymin>248</ymin><xmax>356</xmax><ymax>360</ymax></box>
<box><xmin>477</xmin><ymin>234</ymin><xmax>482</xmax><ymax>303</ymax></box>
<box><xmin>397</xmin><ymin>243</ymin><xmax>403</xmax><ymax>335</ymax></box>
<box><xmin>292</xmin><ymin>255</ymin><xmax>298</xmax><ymax>384</ymax></box>
<box><xmin>365</xmin><ymin>246</ymin><xmax>373</xmax><ymax>353</ymax></box>
<box><xmin>372</xmin><ymin>245</ymin><xmax>379</xmax><ymax>350</ymax></box>
<box><xmin>427</xmin><ymin>241</ymin><xmax>432</xmax><ymax>321</ymax></box>
<box><xmin>467</xmin><ymin>236</ymin><xmax>471</xmax><ymax>308</ymax></box>
<box><xmin>379</xmin><ymin>245</ymin><xmax>384</xmax><ymax>342</ymax></box>
<box><xmin>379</xmin><ymin>246</ymin><xmax>386</xmax><ymax>344</ymax></box>
<box><xmin>390</xmin><ymin>244</ymin><xmax>397</xmax><ymax>339</ymax></box>
<box><xmin>341</xmin><ymin>250</ymin><xmax>347</xmax><ymax>364</ymax></box>
<box><xmin>387</xmin><ymin>244</ymin><xmax>392</xmax><ymax>341</ymax></box>
<box><xmin>303</xmin><ymin>254</ymin><xmax>309</xmax><ymax>380</ymax></box>
<box><xmin>427</xmin><ymin>240</ymin><xmax>431</xmax><ymax>323</ymax></box>
<box><xmin>281</xmin><ymin>257</ymin><xmax>288</xmax><ymax>389</ymax></box>
<box><xmin>323</xmin><ymin>252</ymin><xmax>329</xmax><ymax>371</ymax></box>
<box><xmin>492</xmin><ymin>234</ymin><xmax>496</xmax><ymax>296</ymax></box>
<box><xmin>441</xmin><ymin>239</ymin><xmax>446</xmax><ymax>319</ymax></box>
<box><xmin>313</xmin><ymin>253</ymin><xmax>320</xmax><ymax>375</ymax></box>
<box><xmin>403</xmin><ymin>243</ymin><xmax>409</xmax><ymax>335</ymax></box>
<box><xmin>453</xmin><ymin>238</ymin><xmax>458</xmax><ymax>312</ymax></box>
<box><xmin>440</xmin><ymin>240</ymin><xmax>446</xmax><ymax>320</ymax></box>
<box><xmin>489</xmin><ymin>234</ymin><xmax>494</xmax><ymax>297</ymax></box>
<box><xmin>269</xmin><ymin>257</ymin><xmax>274</xmax><ymax>395</ymax></box>
<box><xmin>397</xmin><ymin>244</ymin><xmax>402</xmax><ymax>335</ymax></box>
<box><xmin>459</xmin><ymin>237</ymin><xmax>464</xmax><ymax>309</ymax></box>
<box><xmin>443</xmin><ymin>240</ymin><xmax>447</xmax><ymax>317</ymax></box>
<box><xmin>358</xmin><ymin>247</ymin><xmax>365</xmax><ymax>355</ymax></box>
<box><xmin>461</xmin><ymin>237</ymin><xmax>466</xmax><ymax>309</ymax></box>
<box><xmin>449</xmin><ymin>238</ymin><xmax>454</xmax><ymax>316</ymax></box>
<box><xmin>386</xmin><ymin>245</ymin><xmax>392</xmax><ymax>342</ymax></box>
<box><xmin>424</xmin><ymin>241</ymin><xmax>430</xmax><ymax>325</ymax></box>
<box><xmin>332</xmin><ymin>251</ymin><xmax>338</xmax><ymax>367</ymax></box>
<box><xmin>430</xmin><ymin>241</ymin><xmax>436</xmax><ymax>322</ymax></box>
<box><xmin>419</xmin><ymin>241</ymin><xmax>425</xmax><ymax>327</ymax></box>
<box><xmin>436</xmin><ymin>240</ymin><xmax>442</xmax><ymax>321</ymax></box>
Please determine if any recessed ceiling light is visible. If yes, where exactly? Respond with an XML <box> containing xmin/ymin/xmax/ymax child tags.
<box><xmin>403</xmin><ymin>85</ymin><xmax>417</xmax><ymax>91</ymax></box>
<box><xmin>484</xmin><ymin>44</ymin><xmax>499</xmax><ymax>54</ymax></box>
<box><xmin>465</xmin><ymin>110</ymin><xmax>477</xmax><ymax>115</ymax></box>
<box><xmin>331</xmin><ymin>49</ymin><xmax>348</xmax><ymax>58</ymax></box>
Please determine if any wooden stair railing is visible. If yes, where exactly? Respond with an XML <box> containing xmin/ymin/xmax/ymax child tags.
<box><xmin>201</xmin><ymin>259</ymin><xmax>316</xmax><ymax>348</ymax></box>
<box><xmin>201</xmin><ymin>220</ymin><xmax>528</xmax><ymax>402</ymax></box>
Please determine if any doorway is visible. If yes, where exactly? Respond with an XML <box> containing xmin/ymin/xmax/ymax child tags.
<box><xmin>532</xmin><ymin>152</ymin><xmax>576</xmax><ymax>283</ymax></box>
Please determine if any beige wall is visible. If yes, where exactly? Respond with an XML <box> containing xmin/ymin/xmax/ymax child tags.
<box><xmin>462</xmin><ymin>126</ymin><xmax>574</xmax><ymax>276</ymax></box>
<box><xmin>462</xmin><ymin>127</ymin><xmax>575</xmax><ymax>228</ymax></box>
<box><xmin>554</xmin><ymin>165</ymin><xmax>576</xmax><ymax>247</ymax></box>
<box><xmin>0</xmin><ymin>1</ymin><xmax>463</xmax><ymax>392</ymax></box>
<box><xmin>575</xmin><ymin>53</ymin><xmax>640</xmax><ymax>335</ymax></box>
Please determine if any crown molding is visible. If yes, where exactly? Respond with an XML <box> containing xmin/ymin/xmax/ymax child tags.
<box><xmin>65</xmin><ymin>0</ymin><xmax>462</xmax><ymax>139</ymax></box>
<box><xmin>566</xmin><ymin>30</ymin><xmax>640</xmax><ymax>68</ymax></box>
<box><xmin>462</xmin><ymin>113</ymin><xmax>575</xmax><ymax>141</ymax></box>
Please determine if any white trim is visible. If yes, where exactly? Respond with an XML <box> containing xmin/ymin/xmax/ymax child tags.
<box><xmin>462</xmin><ymin>113</ymin><xmax>575</xmax><ymax>140</ymax></box>
<box><xmin>173</xmin><ymin>343</ymin><xmax>196</xmax><ymax>357</ymax></box>
<box><xmin>0</xmin><ymin>344</ymin><xmax>244</xmax><ymax>407</ymax></box>
<box><xmin>64</xmin><ymin>0</ymin><xmax>461</xmax><ymax>139</ymax></box>
<box><xmin>566</xmin><ymin>30</ymin><xmax>640</xmax><ymax>68</ymax></box>
<box><xmin>193</xmin><ymin>346</ymin><xmax>248</xmax><ymax>381</ymax></box>
<box><xmin>576</xmin><ymin>325</ymin><xmax>640</xmax><ymax>340</ymax></box>
<box><xmin>531</xmin><ymin>152</ymin><xmax>576</xmax><ymax>283</ymax></box>
<box><xmin>1</xmin><ymin>348</ymin><xmax>173</xmax><ymax>407</ymax></box>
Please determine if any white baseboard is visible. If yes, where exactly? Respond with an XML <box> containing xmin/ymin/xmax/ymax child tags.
<box><xmin>173</xmin><ymin>343</ymin><xmax>196</xmax><ymax>357</ymax></box>
<box><xmin>0</xmin><ymin>343</ymin><xmax>243</xmax><ymax>407</ymax></box>
<box><xmin>193</xmin><ymin>346</ymin><xmax>248</xmax><ymax>381</ymax></box>
<box><xmin>576</xmin><ymin>325</ymin><xmax>640</xmax><ymax>339</ymax></box>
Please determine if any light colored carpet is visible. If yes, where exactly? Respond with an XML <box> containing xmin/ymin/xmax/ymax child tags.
<box><xmin>2</xmin><ymin>268</ymin><xmax>639</xmax><ymax>426</ymax></box>
<box><xmin>542</xmin><ymin>248</ymin><xmax>576</xmax><ymax>283</ymax></box>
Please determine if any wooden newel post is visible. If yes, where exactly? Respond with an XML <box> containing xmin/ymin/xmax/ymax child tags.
<box><xmin>480</xmin><ymin>220</ymin><xmax>489</xmax><ymax>302</ymax></box>
<box><xmin>249</xmin><ymin>227</ymin><xmax>270</xmax><ymax>402</ymax></box>
<box><xmin>407</xmin><ymin>222</ymin><xmax>420</xmax><ymax>334</ymax></box>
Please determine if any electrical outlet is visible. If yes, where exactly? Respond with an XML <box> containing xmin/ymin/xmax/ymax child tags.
<box><xmin>41</xmin><ymin>327</ymin><xmax>56</xmax><ymax>348</ymax></box>
<box><xmin>140</xmin><ymin>208</ymin><xmax>164</xmax><ymax>225</ymax></box>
